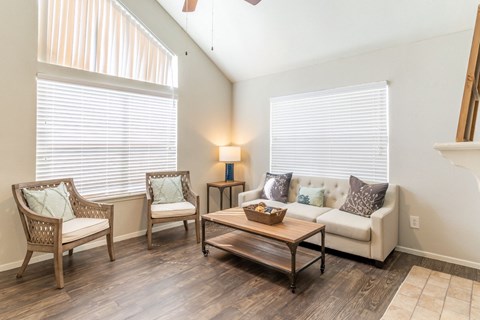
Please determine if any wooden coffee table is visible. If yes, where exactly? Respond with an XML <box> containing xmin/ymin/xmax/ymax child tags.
<box><xmin>201</xmin><ymin>208</ymin><xmax>325</xmax><ymax>292</ymax></box>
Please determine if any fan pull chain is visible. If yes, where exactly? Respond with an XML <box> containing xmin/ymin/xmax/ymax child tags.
<box><xmin>211</xmin><ymin>0</ymin><xmax>215</xmax><ymax>51</ymax></box>
<box><xmin>185</xmin><ymin>0</ymin><xmax>189</xmax><ymax>55</ymax></box>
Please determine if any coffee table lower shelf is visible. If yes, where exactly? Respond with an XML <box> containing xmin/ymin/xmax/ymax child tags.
<box><xmin>203</xmin><ymin>230</ymin><xmax>323</xmax><ymax>291</ymax></box>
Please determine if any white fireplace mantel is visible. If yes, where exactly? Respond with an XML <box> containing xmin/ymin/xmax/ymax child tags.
<box><xmin>434</xmin><ymin>141</ymin><xmax>480</xmax><ymax>191</ymax></box>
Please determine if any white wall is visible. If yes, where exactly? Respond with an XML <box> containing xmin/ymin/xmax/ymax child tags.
<box><xmin>233</xmin><ymin>31</ymin><xmax>480</xmax><ymax>267</ymax></box>
<box><xmin>0</xmin><ymin>0</ymin><xmax>232</xmax><ymax>270</ymax></box>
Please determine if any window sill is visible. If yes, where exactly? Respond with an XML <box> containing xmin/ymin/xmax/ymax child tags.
<box><xmin>88</xmin><ymin>193</ymin><xmax>146</xmax><ymax>203</ymax></box>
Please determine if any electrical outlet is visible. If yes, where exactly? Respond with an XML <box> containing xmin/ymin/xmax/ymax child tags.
<box><xmin>410</xmin><ymin>216</ymin><xmax>420</xmax><ymax>229</ymax></box>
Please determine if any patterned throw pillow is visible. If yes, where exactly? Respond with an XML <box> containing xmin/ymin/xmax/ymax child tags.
<box><xmin>151</xmin><ymin>176</ymin><xmax>185</xmax><ymax>204</ymax></box>
<box><xmin>260</xmin><ymin>172</ymin><xmax>293</xmax><ymax>203</ymax></box>
<box><xmin>296</xmin><ymin>187</ymin><xmax>324</xmax><ymax>207</ymax></box>
<box><xmin>340</xmin><ymin>176</ymin><xmax>389</xmax><ymax>217</ymax></box>
<box><xmin>22</xmin><ymin>182</ymin><xmax>76</xmax><ymax>222</ymax></box>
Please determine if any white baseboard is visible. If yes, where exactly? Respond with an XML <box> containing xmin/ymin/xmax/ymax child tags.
<box><xmin>0</xmin><ymin>221</ymin><xmax>184</xmax><ymax>273</ymax></box>
<box><xmin>396</xmin><ymin>246</ymin><xmax>480</xmax><ymax>270</ymax></box>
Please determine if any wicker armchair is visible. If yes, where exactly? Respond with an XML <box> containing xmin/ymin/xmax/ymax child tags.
<box><xmin>146</xmin><ymin>171</ymin><xmax>200</xmax><ymax>249</ymax></box>
<box><xmin>12</xmin><ymin>178</ymin><xmax>115</xmax><ymax>289</ymax></box>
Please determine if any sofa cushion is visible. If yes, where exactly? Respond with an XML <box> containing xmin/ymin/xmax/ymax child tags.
<box><xmin>339</xmin><ymin>175</ymin><xmax>388</xmax><ymax>217</ymax></box>
<box><xmin>260</xmin><ymin>172</ymin><xmax>292</xmax><ymax>203</ymax></box>
<box><xmin>296</xmin><ymin>187</ymin><xmax>324</xmax><ymax>207</ymax></box>
<box><xmin>151</xmin><ymin>201</ymin><xmax>195</xmax><ymax>218</ymax></box>
<box><xmin>316</xmin><ymin>209</ymin><xmax>371</xmax><ymax>241</ymax></box>
<box><xmin>285</xmin><ymin>202</ymin><xmax>332</xmax><ymax>222</ymax></box>
<box><xmin>151</xmin><ymin>176</ymin><xmax>185</xmax><ymax>204</ymax></box>
<box><xmin>22</xmin><ymin>182</ymin><xmax>76</xmax><ymax>222</ymax></box>
<box><xmin>62</xmin><ymin>218</ymin><xmax>109</xmax><ymax>243</ymax></box>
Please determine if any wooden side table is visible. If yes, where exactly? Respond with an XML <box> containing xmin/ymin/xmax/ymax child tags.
<box><xmin>207</xmin><ymin>180</ymin><xmax>245</xmax><ymax>213</ymax></box>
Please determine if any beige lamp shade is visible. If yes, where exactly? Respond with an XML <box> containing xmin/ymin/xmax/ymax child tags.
<box><xmin>219</xmin><ymin>146</ymin><xmax>241</xmax><ymax>162</ymax></box>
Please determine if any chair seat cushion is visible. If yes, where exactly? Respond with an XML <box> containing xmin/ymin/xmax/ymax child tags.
<box><xmin>316</xmin><ymin>209</ymin><xmax>371</xmax><ymax>241</ymax></box>
<box><xmin>62</xmin><ymin>218</ymin><xmax>109</xmax><ymax>243</ymax></box>
<box><xmin>151</xmin><ymin>201</ymin><xmax>196</xmax><ymax>218</ymax></box>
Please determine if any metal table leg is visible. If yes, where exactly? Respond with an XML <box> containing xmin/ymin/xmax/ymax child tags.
<box><xmin>202</xmin><ymin>219</ymin><xmax>209</xmax><ymax>256</ymax></box>
<box><xmin>207</xmin><ymin>186</ymin><xmax>210</xmax><ymax>213</ymax></box>
<box><xmin>219</xmin><ymin>187</ymin><xmax>224</xmax><ymax>210</ymax></box>
<box><xmin>321</xmin><ymin>229</ymin><xmax>325</xmax><ymax>274</ymax></box>
<box><xmin>287</xmin><ymin>243</ymin><xmax>298</xmax><ymax>293</ymax></box>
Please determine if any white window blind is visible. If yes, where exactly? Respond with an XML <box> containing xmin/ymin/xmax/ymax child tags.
<box><xmin>37</xmin><ymin>0</ymin><xmax>177</xmax><ymax>87</ymax></box>
<box><xmin>36</xmin><ymin>77</ymin><xmax>177</xmax><ymax>198</ymax></box>
<box><xmin>270</xmin><ymin>82</ymin><xmax>388</xmax><ymax>182</ymax></box>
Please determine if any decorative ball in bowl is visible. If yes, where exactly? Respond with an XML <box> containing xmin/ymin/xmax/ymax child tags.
<box><xmin>243</xmin><ymin>202</ymin><xmax>287</xmax><ymax>225</ymax></box>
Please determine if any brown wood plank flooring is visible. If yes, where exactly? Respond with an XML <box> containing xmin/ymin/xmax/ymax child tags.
<box><xmin>0</xmin><ymin>224</ymin><xmax>479</xmax><ymax>320</ymax></box>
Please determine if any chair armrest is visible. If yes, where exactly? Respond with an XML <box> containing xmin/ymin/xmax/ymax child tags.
<box><xmin>185</xmin><ymin>189</ymin><xmax>199</xmax><ymax>208</ymax></box>
<box><xmin>370</xmin><ymin>187</ymin><xmax>399</xmax><ymax>262</ymax></box>
<box><xmin>22</xmin><ymin>208</ymin><xmax>62</xmax><ymax>246</ymax></box>
<box><xmin>238</xmin><ymin>188</ymin><xmax>263</xmax><ymax>206</ymax></box>
<box><xmin>146</xmin><ymin>189</ymin><xmax>153</xmax><ymax>206</ymax></box>
<box><xmin>72</xmin><ymin>195</ymin><xmax>114</xmax><ymax>221</ymax></box>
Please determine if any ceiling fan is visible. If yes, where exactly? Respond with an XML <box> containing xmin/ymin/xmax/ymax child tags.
<box><xmin>183</xmin><ymin>0</ymin><xmax>262</xmax><ymax>12</ymax></box>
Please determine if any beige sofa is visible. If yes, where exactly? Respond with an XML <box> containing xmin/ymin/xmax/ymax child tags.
<box><xmin>238</xmin><ymin>174</ymin><xmax>399</xmax><ymax>266</ymax></box>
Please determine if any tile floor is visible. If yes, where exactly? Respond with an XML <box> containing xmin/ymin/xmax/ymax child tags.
<box><xmin>382</xmin><ymin>266</ymin><xmax>480</xmax><ymax>320</ymax></box>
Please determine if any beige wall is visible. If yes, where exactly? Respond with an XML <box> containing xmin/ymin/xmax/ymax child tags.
<box><xmin>0</xmin><ymin>0</ymin><xmax>232</xmax><ymax>270</ymax></box>
<box><xmin>233</xmin><ymin>31</ymin><xmax>480</xmax><ymax>268</ymax></box>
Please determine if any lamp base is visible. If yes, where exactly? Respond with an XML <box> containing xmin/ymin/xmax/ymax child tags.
<box><xmin>225</xmin><ymin>163</ymin><xmax>234</xmax><ymax>181</ymax></box>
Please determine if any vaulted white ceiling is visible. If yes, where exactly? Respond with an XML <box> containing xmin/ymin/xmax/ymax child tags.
<box><xmin>156</xmin><ymin>0</ymin><xmax>479</xmax><ymax>82</ymax></box>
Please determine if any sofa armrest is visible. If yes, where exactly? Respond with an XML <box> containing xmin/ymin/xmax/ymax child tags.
<box><xmin>238</xmin><ymin>188</ymin><xmax>263</xmax><ymax>206</ymax></box>
<box><xmin>370</xmin><ymin>185</ymin><xmax>399</xmax><ymax>262</ymax></box>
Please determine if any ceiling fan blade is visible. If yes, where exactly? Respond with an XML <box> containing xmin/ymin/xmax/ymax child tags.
<box><xmin>244</xmin><ymin>0</ymin><xmax>261</xmax><ymax>5</ymax></box>
<box><xmin>182</xmin><ymin>0</ymin><xmax>198</xmax><ymax>12</ymax></box>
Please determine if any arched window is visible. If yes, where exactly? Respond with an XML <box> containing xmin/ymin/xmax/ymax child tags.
<box><xmin>36</xmin><ymin>0</ymin><xmax>178</xmax><ymax>198</ymax></box>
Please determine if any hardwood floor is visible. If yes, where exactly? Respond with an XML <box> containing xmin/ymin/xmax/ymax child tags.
<box><xmin>1</xmin><ymin>224</ymin><xmax>479</xmax><ymax>320</ymax></box>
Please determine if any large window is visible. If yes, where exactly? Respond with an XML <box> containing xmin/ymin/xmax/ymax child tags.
<box><xmin>36</xmin><ymin>0</ymin><xmax>178</xmax><ymax>198</ymax></box>
<box><xmin>270</xmin><ymin>82</ymin><xmax>388</xmax><ymax>182</ymax></box>
<box><xmin>36</xmin><ymin>77</ymin><xmax>177</xmax><ymax>198</ymax></box>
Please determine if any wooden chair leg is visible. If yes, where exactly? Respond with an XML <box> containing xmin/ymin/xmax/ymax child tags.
<box><xmin>68</xmin><ymin>249</ymin><xmax>73</xmax><ymax>256</ymax></box>
<box><xmin>53</xmin><ymin>249</ymin><xmax>64</xmax><ymax>289</ymax></box>
<box><xmin>147</xmin><ymin>223</ymin><xmax>153</xmax><ymax>250</ymax></box>
<box><xmin>195</xmin><ymin>217</ymin><xmax>200</xmax><ymax>243</ymax></box>
<box><xmin>107</xmin><ymin>233</ymin><xmax>115</xmax><ymax>261</ymax></box>
<box><xmin>16</xmin><ymin>250</ymin><xmax>33</xmax><ymax>278</ymax></box>
<box><xmin>183</xmin><ymin>220</ymin><xmax>189</xmax><ymax>231</ymax></box>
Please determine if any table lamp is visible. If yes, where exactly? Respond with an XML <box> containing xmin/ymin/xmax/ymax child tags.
<box><xmin>219</xmin><ymin>146</ymin><xmax>241</xmax><ymax>181</ymax></box>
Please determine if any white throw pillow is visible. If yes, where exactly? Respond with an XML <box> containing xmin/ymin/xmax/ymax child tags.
<box><xmin>151</xmin><ymin>176</ymin><xmax>185</xmax><ymax>204</ymax></box>
<box><xmin>22</xmin><ymin>182</ymin><xmax>76</xmax><ymax>222</ymax></box>
<box><xmin>296</xmin><ymin>187</ymin><xmax>324</xmax><ymax>207</ymax></box>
